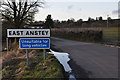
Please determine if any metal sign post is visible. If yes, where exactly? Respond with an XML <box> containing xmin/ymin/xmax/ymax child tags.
<box><xmin>6</xmin><ymin>38</ymin><xmax>9</xmax><ymax>53</ymax></box>
<box><xmin>7</xmin><ymin>29</ymin><xmax>50</xmax><ymax>65</ymax></box>
<box><xmin>9</xmin><ymin>39</ymin><xmax>11</xmax><ymax>51</ymax></box>
<box><xmin>19</xmin><ymin>38</ymin><xmax>50</xmax><ymax>63</ymax></box>
<box><xmin>26</xmin><ymin>49</ymin><xmax>29</xmax><ymax>65</ymax></box>
<box><xmin>43</xmin><ymin>49</ymin><xmax>46</xmax><ymax>60</ymax></box>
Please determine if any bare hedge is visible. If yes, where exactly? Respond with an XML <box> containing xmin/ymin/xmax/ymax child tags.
<box><xmin>51</xmin><ymin>28</ymin><xmax>103</xmax><ymax>42</ymax></box>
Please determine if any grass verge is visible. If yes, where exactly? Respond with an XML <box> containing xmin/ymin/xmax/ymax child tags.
<box><xmin>2</xmin><ymin>49</ymin><xmax>65</xmax><ymax>80</ymax></box>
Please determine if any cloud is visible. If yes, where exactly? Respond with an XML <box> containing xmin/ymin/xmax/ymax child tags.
<box><xmin>45</xmin><ymin>0</ymin><xmax>118</xmax><ymax>2</ymax></box>
<box><xmin>112</xmin><ymin>10</ymin><xmax>118</xmax><ymax>15</ymax></box>
<box><xmin>67</xmin><ymin>5</ymin><xmax>74</xmax><ymax>10</ymax></box>
<box><xmin>78</xmin><ymin>8</ymin><xmax>82</xmax><ymax>11</ymax></box>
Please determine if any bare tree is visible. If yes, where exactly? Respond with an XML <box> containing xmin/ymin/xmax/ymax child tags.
<box><xmin>44</xmin><ymin>14</ymin><xmax>54</xmax><ymax>28</ymax></box>
<box><xmin>1</xmin><ymin>0</ymin><xmax>44</xmax><ymax>28</ymax></box>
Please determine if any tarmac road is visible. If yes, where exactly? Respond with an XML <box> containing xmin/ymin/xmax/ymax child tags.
<box><xmin>51</xmin><ymin>37</ymin><xmax>118</xmax><ymax>78</ymax></box>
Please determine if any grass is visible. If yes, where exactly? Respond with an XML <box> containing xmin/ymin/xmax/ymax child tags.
<box><xmin>102</xmin><ymin>27</ymin><xmax>119</xmax><ymax>41</ymax></box>
<box><xmin>2</xmin><ymin>49</ymin><xmax>65</xmax><ymax>79</ymax></box>
<box><xmin>21</xmin><ymin>53</ymin><xmax>64</xmax><ymax>79</ymax></box>
<box><xmin>100</xmin><ymin>27</ymin><xmax>120</xmax><ymax>46</ymax></box>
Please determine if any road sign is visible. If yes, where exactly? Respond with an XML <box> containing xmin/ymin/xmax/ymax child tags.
<box><xmin>7</xmin><ymin>29</ymin><xmax>50</xmax><ymax>37</ymax></box>
<box><xmin>19</xmin><ymin>38</ymin><xmax>50</xmax><ymax>49</ymax></box>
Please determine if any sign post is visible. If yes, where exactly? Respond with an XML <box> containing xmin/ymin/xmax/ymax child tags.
<box><xmin>7</xmin><ymin>29</ymin><xmax>50</xmax><ymax>65</ymax></box>
<box><xmin>9</xmin><ymin>39</ymin><xmax>11</xmax><ymax>51</ymax></box>
<box><xmin>6</xmin><ymin>38</ymin><xmax>9</xmax><ymax>53</ymax></box>
<box><xmin>19</xmin><ymin>38</ymin><xmax>50</xmax><ymax>64</ymax></box>
<box><xmin>26</xmin><ymin>49</ymin><xmax>29</xmax><ymax>65</ymax></box>
<box><xmin>43</xmin><ymin>49</ymin><xmax>46</xmax><ymax>60</ymax></box>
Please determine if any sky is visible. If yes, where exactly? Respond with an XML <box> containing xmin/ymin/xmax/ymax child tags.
<box><xmin>34</xmin><ymin>0</ymin><xmax>120</xmax><ymax>21</ymax></box>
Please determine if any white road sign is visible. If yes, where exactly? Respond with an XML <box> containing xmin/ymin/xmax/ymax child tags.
<box><xmin>7</xmin><ymin>29</ymin><xmax>50</xmax><ymax>37</ymax></box>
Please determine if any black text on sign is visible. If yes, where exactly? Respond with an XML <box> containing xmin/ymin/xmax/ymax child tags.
<box><xmin>7</xmin><ymin>29</ymin><xmax>50</xmax><ymax>37</ymax></box>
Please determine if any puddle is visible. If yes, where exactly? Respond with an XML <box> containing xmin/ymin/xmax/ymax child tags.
<box><xmin>50</xmin><ymin>49</ymin><xmax>72</xmax><ymax>73</ymax></box>
<box><xmin>49</xmin><ymin>49</ymin><xmax>76</xmax><ymax>80</ymax></box>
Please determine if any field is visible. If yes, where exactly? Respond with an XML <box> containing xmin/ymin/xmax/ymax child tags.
<box><xmin>102</xmin><ymin>27</ymin><xmax>119</xmax><ymax>42</ymax></box>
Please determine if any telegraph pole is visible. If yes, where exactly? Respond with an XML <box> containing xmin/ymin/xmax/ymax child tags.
<box><xmin>107</xmin><ymin>15</ymin><xmax>109</xmax><ymax>28</ymax></box>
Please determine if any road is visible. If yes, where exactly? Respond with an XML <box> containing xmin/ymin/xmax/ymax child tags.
<box><xmin>51</xmin><ymin>37</ymin><xmax>118</xmax><ymax>78</ymax></box>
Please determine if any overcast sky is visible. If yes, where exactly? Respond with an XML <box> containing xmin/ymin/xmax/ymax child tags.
<box><xmin>35</xmin><ymin>0</ymin><xmax>119</xmax><ymax>21</ymax></box>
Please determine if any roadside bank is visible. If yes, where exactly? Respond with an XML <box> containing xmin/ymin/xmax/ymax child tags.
<box><xmin>2</xmin><ymin>49</ymin><xmax>65</xmax><ymax>79</ymax></box>
<box><xmin>50</xmin><ymin>45</ymin><xmax>77</xmax><ymax>80</ymax></box>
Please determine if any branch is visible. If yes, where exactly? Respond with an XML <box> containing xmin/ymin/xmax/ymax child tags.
<box><xmin>18</xmin><ymin>0</ymin><xmax>22</xmax><ymax>18</ymax></box>
<box><xmin>2</xmin><ymin>0</ymin><xmax>14</xmax><ymax>11</ymax></box>
<box><xmin>20</xmin><ymin>0</ymin><xmax>39</xmax><ymax>22</ymax></box>
<box><xmin>21</xmin><ymin>0</ymin><xmax>28</xmax><ymax>19</ymax></box>
<box><xmin>2</xmin><ymin>13</ymin><xmax>13</xmax><ymax>23</ymax></box>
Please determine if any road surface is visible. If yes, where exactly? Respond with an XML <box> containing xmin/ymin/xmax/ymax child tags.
<box><xmin>51</xmin><ymin>37</ymin><xmax>118</xmax><ymax>78</ymax></box>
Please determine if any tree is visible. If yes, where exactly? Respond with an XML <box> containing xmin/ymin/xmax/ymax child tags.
<box><xmin>88</xmin><ymin>17</ymin><xmax>92</xmax><ymax>22</ymax></box>
<box><xmin>76</xmin><ymin>19</ymin><xmax>83</xmax><ymax>27</ymax></box>
<box><xmin>107</xmin><ymin>17</ymin><xmax>112</xmax><ymax>20</ymax></box>
<box><xmin>96</xmin><ymin>17</ymin><xmax>99</xmax><ymax>21</ymax></box>
<box><xmin>77</xmin><ymin>19</ymin><xmax>83</xmax><ymax>22</ymax></box>
<box><xmin>54</xmin><ymin>20</ymin><xmax>61</xmax><ymax>28</ymax></box>
<box><xmin>1</xmin><ymin>0</ymin><xmax>44</xmax><ymax>28</ymax></box>
<box><xmin>67</xmin><ymin>18</ymin><xmax>75</xmax><ymax>24</ymax></box>
<box><xmin>99</xmin><ymin>16</ymin><xmax>103</xmax><ymax>21</ymax></box>
<box><xmin>88</xmin><ymin>17</ymin><xmax>95</xmax><ymax>22</ymax></box>
<box><xmin>44</xmin><ymin>14</ymin><xmax>54</xmax><ymax>28</ymax></box>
